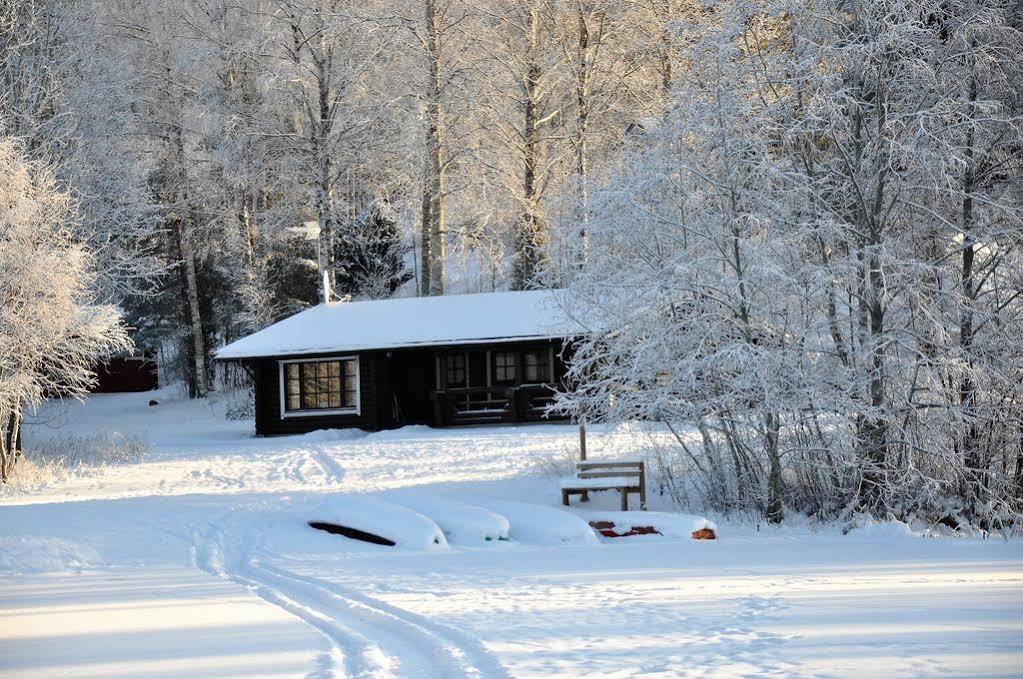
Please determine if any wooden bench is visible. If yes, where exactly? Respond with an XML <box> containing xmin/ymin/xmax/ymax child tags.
<box><xmin>560</xmin><ymin>460</ymin><xmax>647</xmax><ymax>511</ymax></box>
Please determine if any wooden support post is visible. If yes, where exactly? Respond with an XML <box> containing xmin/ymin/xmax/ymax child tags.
<box><xmin>579</xmin><ymin>418</ymin><xmax>589</xmax><ymax>502</ymax></box>
<box><xmin>639</xmin><ymin>461</ymin><xmax>647</xmax><ymax>511</ymax></box>
<box><xmin>561</xmin><ymin>489</ymin><xmax>570</xmax><ymax>506</ymax></box>
<box><xmin>579</xmin><ymin>419</ymin><xmax>587</xmax><ymax>461</ymax></box>
<box><xmin>620</xmin><ymin>488</ymin><xmax>629</xmax><ymax>511</ymax></box>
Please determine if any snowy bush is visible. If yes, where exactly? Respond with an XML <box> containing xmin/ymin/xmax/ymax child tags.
<box><xmin>223</xmin><ymin>388</ymin><xmax>256</xmax><ymax>421</ymax></box>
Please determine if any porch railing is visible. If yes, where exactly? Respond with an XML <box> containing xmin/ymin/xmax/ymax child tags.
<box><xmin>430</xmin><ymin>384</ymin><xmax>561</xmax><ymax>426</ymax></box>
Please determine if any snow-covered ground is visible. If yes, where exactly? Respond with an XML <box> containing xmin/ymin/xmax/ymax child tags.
<box><xmin>1</xmin><ymin>390</ymin><xmax>1021</xmax><ymax>678</ymax></box>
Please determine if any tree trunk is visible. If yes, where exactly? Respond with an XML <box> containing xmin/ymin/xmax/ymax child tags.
<box><xmin>1</xmin><ymin>410</ymin><xmax>22</xmax><ymax>483</ymax></box>
<box><xmin>315</xmin><ymin>58</ymin><xmax>336</xmax><ymax>304</ymax></box>
<box><xmin>420</xmin><ymin>171</ymin><xmax>432</xmax><ymax>296</ymax></box>
<box><xmin>1</xmin><ymin>411</ymin><xmax>11</xmax><ymax>484</ymax></box>
<box><xmin>423</xmin><ymin>0</ymin><xmax>445</xmax><ymax>296</ymax></box>
<box><xmin>513</xmin><ymin>4</ymin><xmax>547</xmax><ymax>290</ymax></box>
<box><xmin>764</xmin><ymin>411</ymin><xmax>783</xmax><ymax>523</ymax></box>
<box><xmin>175</xmin><ymin>216</ymin><xmax>209</xmax><ymax>397</ymax></box>
<box><xmin>958</xmin><ymin>68</ymin><xmax>983</xmax><ymax>507</ymax></box>
<box><xmin>657</xmin><ymin>0</ymin><xmax>674</xmax><ymax>103</ymax></box>
<box><xmin>574</xmin><ymin>1</ymin><xmax>590</xmax><ymax>261</ymax></box>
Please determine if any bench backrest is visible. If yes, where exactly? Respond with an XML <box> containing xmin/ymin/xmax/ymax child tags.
<box><xmin>576</xmin><ymin>460</ymin><xmax>644</xmax><ymax>481</ymax></box>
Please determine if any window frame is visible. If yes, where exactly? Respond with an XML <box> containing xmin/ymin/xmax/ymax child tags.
<box><xmin>522</xmin><ymin>349</ymin><xmax>551</xmax><ymax>384</ymax></box>
<box><xmin>491</xmin><ymin>350</ymin><xmax>518</xmax><ymax>385</ymax></box>
<box><xmin>445</xmin><ymin>352</ymin><xmax>467</xmax><ymax>389</ymax></box>
<box><xmin>278</xmin><ymin>355</ymin><xmax>361</xmax><ymax>418</ymax></box>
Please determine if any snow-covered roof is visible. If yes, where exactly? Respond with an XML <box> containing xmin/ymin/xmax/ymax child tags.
<box><xmin>216</xmin><ymin>289</ymin><xmax>585</xmax><ymax>360</ymax></box>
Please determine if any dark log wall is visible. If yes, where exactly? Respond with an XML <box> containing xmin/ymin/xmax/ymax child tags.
<box><xmin>253</xmin><ymin>352</ymin><xmax>383</xmax><ymax>436</ymax></box>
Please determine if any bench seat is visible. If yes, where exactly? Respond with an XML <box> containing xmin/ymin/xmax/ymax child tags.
<box><xmin>560</xmin><ymin>460</ymin><xmax>647</xmax><ymax>511</ymax></box>
<box><xmin>559</xmin><ymin>476</ymin><xmax>641</xmax><ymax>489</ymax></box>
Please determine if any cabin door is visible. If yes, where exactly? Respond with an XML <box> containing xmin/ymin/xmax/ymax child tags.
<box><xmin>388</xmin><ymin>350</ymin><xmax>431</xmax><ymax>426</ymax></box>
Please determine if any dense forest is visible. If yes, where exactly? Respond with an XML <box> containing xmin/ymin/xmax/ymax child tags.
<box><xmin>2</xmin><ymin>0</ymin><xmax>1022</xmax><ymax>529</ymax></box>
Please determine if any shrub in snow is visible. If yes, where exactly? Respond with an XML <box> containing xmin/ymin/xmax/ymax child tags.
<box><xmin>223</xmin><ymin>388</ymin><xmax>255</xmax><ymax>421</ymax></box>
<box><xmin>0</xmin><ymin>139</ymin><xmax>131</xmax><ymax>483</ymax></box>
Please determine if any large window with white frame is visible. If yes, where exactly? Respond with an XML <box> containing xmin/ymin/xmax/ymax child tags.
<box><xmin>280</xmin><ymin>357</ymin><xmax>359</xmax><ymax>417</ymax></box>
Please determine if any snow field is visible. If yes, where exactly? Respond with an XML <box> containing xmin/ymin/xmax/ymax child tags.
<box><xmin>1</xmin><ymin>391</ymin><xmax>1022</xmax><ymax>678</ymax></box>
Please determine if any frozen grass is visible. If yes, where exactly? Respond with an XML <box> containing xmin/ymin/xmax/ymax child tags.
<box><xmin>1</xmin><ymin>431</ymin><xmax>146</xmax><ymax>492</ymax></box>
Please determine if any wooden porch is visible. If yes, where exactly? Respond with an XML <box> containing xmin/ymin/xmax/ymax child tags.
<box><xmin>430</xmin><ymin>384</ymin><xmax>560</xmax><ymax>426</ymax></box>
<box><xmin>420</xmin><ymin>342</ymin><xmax>568</xmax><ymax>427</ymax></box>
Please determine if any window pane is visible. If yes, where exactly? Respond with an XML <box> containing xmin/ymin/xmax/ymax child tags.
<box><xmin>328</xmin><ymin>391</ymin><xmax>341</xmax><ymax>408</ymax></box>
<box><xmin>286</xmin><ymin>378</ymin><xmax>301</xmax><ymax>396</ymax></box>
<box><xmin>302</xmin><ymin>390</ymin><xmax>316</xmax><ymax>410</ymax></box>
<box><xmin>287</xmin><ymin>394</ymin><xmax>301</xmax><ymax>411</ymax></box>
<box><xmin>494</xmin><ymin>352</ymin><xmax>516</xmax><ymax>383</ymax></box>
<box><xmin>286</xmin><ymin>364</ymin><xmax>299</xmax><ymax>380</ymax></box>
<box><xmin>344</xmin><ymin>389</ymin><xmax>357</xmax><ymax>407</ymax></box>
<box><xmin>446</xmin><ymin>354</ymin><xmax>466</xmax><ymax>387</ymax></box>
<box><xmin>328</xmin><ymin>361</ymin><xmax>341</xmax><ymax>377</ymax></box>
<box><xmin>302</xmin><ymin>363</ymin><xmax>317</xmax><ymax>408</ymax></box>
<box><xmin>523</xmin><ymin>351</ymin><xmax>547</xmax><ymax>382</ymax></box>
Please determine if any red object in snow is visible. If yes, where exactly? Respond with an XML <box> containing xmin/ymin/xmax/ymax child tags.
<box><xmin>691</xmin><ymin>528</ymin><xmax>717</xmax><ymax>540</ymax></box>
<box><xmin>588</xmin><ymin>520</ymin><xmax>662</xmax><ymax>538</ymax></box>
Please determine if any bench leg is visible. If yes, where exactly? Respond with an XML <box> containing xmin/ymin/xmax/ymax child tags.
<box><xmin>561</xmin><ymin>489</ymin><xmax>570</xmax><ymax>506</ymax></box>
<box><xmin>620</xmin><ymin>488</ymin><xmax>629</xmax><ymax>511</ymax></box>
<box><xmin>581</xmin><ymin>490</ymin><xmax>590</xmax><ymax>503</ymax></box>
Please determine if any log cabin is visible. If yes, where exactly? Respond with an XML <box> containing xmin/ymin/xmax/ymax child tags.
<box><xmin>215</xmin><ymin>290</ymin><xmax>585</xmax><ymax>435</ymax></box>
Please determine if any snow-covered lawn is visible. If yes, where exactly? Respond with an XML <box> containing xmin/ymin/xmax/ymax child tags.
<box><xmin>1</xmin><ymin>391</ymin><xmax>1021</xmax><ymax>678</ymax></box>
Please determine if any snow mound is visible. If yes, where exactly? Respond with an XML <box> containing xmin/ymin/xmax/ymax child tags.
<box><xmin>0</xmin><ymin>537</ymin><xmax>100</xmax><ymax>573</ymax></box>
<box><xmin>845</xmin><ymin>519</ymin><xmax>922</xmax><ymax>539</ymax></box>
<box><xmin>474</xmin><ymin>500</ymin><xmax>599</xmax><ymax>545</ymax></box>
<box><xmin>573</xmin><ymin>510</ymin><xmax>716</xmax><ymax>539</ymax></box>
<box><xmin>299</xmin><ymin>428</ymin><xmax>369</xmax><ymax>442</ymax></box>
<box><xmin>368</xmin><ymin>425</ymin><xmax>436</xmax><ymax>440</ymax></box>
<box><xmin>385</xmin><ymin>493</ymin><xmax>511</xmax><ymax>544</ymax></box>
<box><xmin>312</xmin><ymin>494</ymin><xmax>448</xmax><ymax>551</ymax></box>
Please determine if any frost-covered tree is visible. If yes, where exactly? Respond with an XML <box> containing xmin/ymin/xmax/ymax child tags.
<box><xmin>0</xmin><ymin>0</ymin><xmax>159</xmax><ymax>300</ymax></box>
<box><xmin>0</xmin><ymin>138</ymin><xmax>130</xmax><ymax>482</ymax></box>
<box><xmin>560</xmin><ymin>1</ymin><xmax>805</xmax><ymax>521</ymax></box>
<box><xmin>562</xmin><ymin>0</ymin><xmax>1023</xmax><ymax>528</ymax></box>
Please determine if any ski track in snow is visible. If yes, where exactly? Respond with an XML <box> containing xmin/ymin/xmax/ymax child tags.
<box><xmin>308</xmin><ymin>447</ymin><xmax>347</xmax><ymax>487</ymax></box>
<box><xmin>190</xmin><ymin>508</ymin><xmax>509</xmax><ymax>679</ymax></box>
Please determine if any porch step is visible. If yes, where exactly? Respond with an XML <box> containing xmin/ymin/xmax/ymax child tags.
<box><xmin>450</xmin><ymin>414</ymin><xmax>506</xmax><ymax>426</ymax></box>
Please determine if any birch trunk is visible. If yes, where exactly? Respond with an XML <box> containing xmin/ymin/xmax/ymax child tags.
<box><xmin>175</xmin><ymin>216</ymin><xmax>209</xmax><ymax>397</ymax></box>
<box><xmin>513</xmin><ymin>4</ymin><xmax>547</xmax><ymax>290</ymax></box>
<box><xmin>423</xmin><ymin>0</ymin><xmax>445</xmax><ymax>296</ymax></box>
<box><xmin>315</xmin><ymin>57</ymin><xmax>336</xmax><ymax>304</ymax></box>
<box><xmin>958</xmin><ymin>64</ymin><xmax>982</xmax><ymax>501</ymax></box>
<box><xmin>764</xmin><ymin>411</ymin><xmax>783</xmax><ymax>523</ymax></box>
<box><xmin>574</xmin><ymin>1</ymin><xmax>590</xmax><ymax>260</ymax></box>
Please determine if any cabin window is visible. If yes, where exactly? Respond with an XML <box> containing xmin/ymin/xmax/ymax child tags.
<box><xmin>280</xmin><ymin>357</ymin><xmax>359</xmax><ymax>417</ymax></box>
<box><xmin>523</xmin><ymin>350</ymin><xmax>550</xmax><ymax>383</ymax></box>
<box><xmin>492</xmin><ymin>351</ymin><xmax>517</xmax><ymax>384</ymax></box>
<box><xmin>445</xmin><ymin>353</ymin><xmax>466</xmax><ymax>388</ymax></box>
